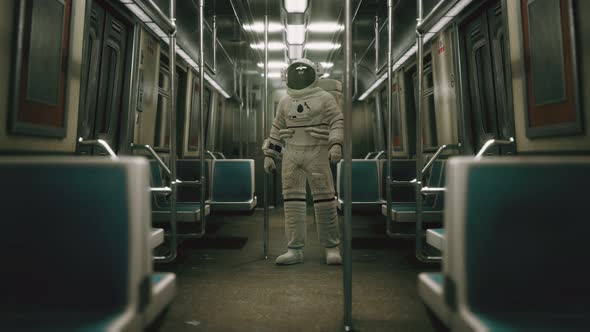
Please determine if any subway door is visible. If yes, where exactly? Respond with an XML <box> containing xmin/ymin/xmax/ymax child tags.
<box><xmin>462</xmin><ymin>8</ymin><xmax>500</xmax><ymax>155</ymax></box>
<box><xmin>487</xmin><ymin>2</ymin><xmax>516</xmax><ymax>154</ymax></box>
<box><xmin>77</xmin><ymin>0</ymin><xmax>129</xmax><ymax>155</ymax></box>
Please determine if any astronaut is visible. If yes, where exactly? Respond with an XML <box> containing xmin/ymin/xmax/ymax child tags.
<box><xmin>262</xmin><ymin>59</ymin><xmax>344</xmax><ymax>265</ymax></box>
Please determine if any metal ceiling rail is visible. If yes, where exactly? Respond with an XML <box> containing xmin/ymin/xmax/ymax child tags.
<box><xmin>416</xmin><ymin>0</ymin><xmax>459</xmax><ymax>34</ymax></box>
<box><xmin>133</xmin><ymin>0</ymin><xmax>176</xmax><ymax>33</ymax></box>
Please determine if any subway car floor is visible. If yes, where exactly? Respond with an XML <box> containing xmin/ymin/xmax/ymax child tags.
<box><xmin>150</xmin><ymin>208</ymin><xmax>438</xmax><ymax>332</ymax></box>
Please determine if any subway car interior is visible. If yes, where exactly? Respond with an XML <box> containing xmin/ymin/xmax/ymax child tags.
<box><xmin>1</xmin><ymin>0</ymin><xmax>590</xmax><ymax>331</ymax></box>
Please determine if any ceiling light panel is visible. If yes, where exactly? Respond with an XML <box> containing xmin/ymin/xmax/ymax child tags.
<box><xmin>257</xmin><ymin>62</ymin><xmax>288</xmax><ymax>69</ymax></box>
<box><xmin>307</xmin><ymin>22</ymin><xmax>344</xmax><ymax>33</ymax></box>
<box><xmin>288</xmin><ymin>44</ymin><xmax>304</xmax><ymax>59</ymax></box>
<box><xmin>243</xmin><ymin>22</ymin><xmax>284</xmax><ymax>33</ymax></box>
<box><xmin>261</xmin><ymin>72</ymin><xmax>282</xmax><ymax>78</ymax></box>
<box><xmin>305</xmin><ymin>42</ymin><xmax>341</xmax><ymax>50</ymax></box>
<box><xmin>250</xmin><ymin>42</ymin><xmax>287</xmax><ymax>50</ymax></box>
<box><xmin>287</xmin><ymin>24</ymin><xmax>305</xmax><ymax>44</ymax></box>
<box><xmin>284</xmin><ymin>0</ymin><xmax>309</xmax><ymax>13</ymax></box>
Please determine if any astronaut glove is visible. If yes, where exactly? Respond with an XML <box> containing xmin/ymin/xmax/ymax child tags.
<box><xmin>329</xmin><ymin>145</ymin><xmax>342</xmax><ymax>164</ymax></box>
<box><xmin>279</xmin><ymin>129</ymin><xmax>295</xmax><ymax>140</ymax></box>
<box><xmin>264</xmin><ymin>156</ymin><xmax>277</xmax><ymax>174</ymax></box>
<box><xmin>304</xmin><ymin>127</ymin><xmax>330</xmax><ymax>141</ymax></box>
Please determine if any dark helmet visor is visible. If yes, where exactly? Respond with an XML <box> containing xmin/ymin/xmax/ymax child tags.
<box><xmin>286</xmin><ymin>62</ymin><xmax>316</xmax><ymax>90</ymax></box>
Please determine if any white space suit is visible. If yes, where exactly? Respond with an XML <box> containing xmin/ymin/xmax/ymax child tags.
<box><xmin>263</xmin><ymin>59</ymin><xmax>343</xmax><ymax>265</ymax></box>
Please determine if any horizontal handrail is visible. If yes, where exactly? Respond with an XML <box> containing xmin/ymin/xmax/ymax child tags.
<box><xmin>373</xmin><ymin>151</ymin><xmax>385</xmax><ymax>159</ymax></box>
<box><xmin>475</xmin><ymin>137</ymin><xmax>514</xmax><ymax>159</ymax></box>
<box><xmin>422</xmin><ymin>186</ymin><xmax>446</xmax><ymax>195</ymax></box>
<box><xmin>387</xmin><ymin>144</ymin><xmax>461</xmax><ymax>187</ymax></box>
<box><xmin>78</xmin><ymin>138</ymin><xmax>118</xmax><ymax>160</ymax></box>
<box><xmin>173</xmin><ymin>180</ymin><xmax>201</xmax><ymax>187</ymax></box>
<box><xmin>151</xmin><ymin>187</ymin><xmax>172</xmax><ymax>193</ymax></box>
<box><xmin>206</xmin><ymin>150</ymin><xmax>217</xmax><ymax>160</ymax></box>
<box><xmin>391</xmin><ymin>179</ymin><xmax>417</xmax><ymax>187</ymax></box>
<box><xmin>130</xmin><ymin>143</ymin><xmax>171</xmax><ymax>176</ymax></box>
<box><xmin>422</xmin><ymin>143</ymin><xmax>461</xmax><ymax>175</ymax></box>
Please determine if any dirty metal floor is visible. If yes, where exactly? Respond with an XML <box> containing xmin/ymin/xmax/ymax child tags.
<box><xmin>151</xmin><ymin>208</ymin><xmax>438</xmax><ymax>332</ymax></box>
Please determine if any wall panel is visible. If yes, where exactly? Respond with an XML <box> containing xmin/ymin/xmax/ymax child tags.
<box><xmin>0</xmin><ymin>0</ymin><xmax>85</xmax><ymax>152</ymax></box>
<box><xmin>508</xmin><ymin>0</ymin><xmax>590</xmax><ymax>152</ymax></box>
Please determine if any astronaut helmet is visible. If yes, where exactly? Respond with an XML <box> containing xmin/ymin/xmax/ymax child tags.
<box><xmin>282</xmin><ymin>59</ymin><xmax>324</xmax><ymax>90</ymax></box>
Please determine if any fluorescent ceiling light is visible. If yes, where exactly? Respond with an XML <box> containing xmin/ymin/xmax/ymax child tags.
<box><xmin>250</xmin><ymin>42</ymin><xmax>286</xmax><ymax>50</ymax></box>
<box><xmin>287</xmin><ymin>24</ymin><xmax>305</xmax><ymax>44</ymax></box>
<box><xmin>261</xmin><ymin>72</ymin><xmax>282</xmax><ymax>78</ymax></box>
<box><xmin>243</xmin><ymin>22</ymin><xmax>284</xmax><ymax>33</ymax></box>
<box><xmin>307</xmin><ymin>22</ymin><xmax>344</xmax><ymax>33</ymax></box>
<box><xmin>358</xmin><ymin>73</ymin><xmax>387</xmax><ymax>101</ymax></box>
<box><xmin>320</xmin><ymin>62</ymin><xmax>334</xmax><ymax>69</ymax></box>
<box><xmin>204</xmin><ymin>72</ymin><xmax>231</xmax><ymax>98</ymax></box>
<box><xmin>305</xmin><ymin>42</ymin><xmax>341</xmax><ymax>50</ymax></box>
<box><xmin>284</xmin><ymin>0</ymin><xmax>308</xmax><ymax>13</ymax></box>
<box><xmin>288</xmin><ymin>44</ymin><xmax>304</xmax><ymax>59</ymax></box>
<box><xmin>257</xmin><ymin>62</ymin><xmax>288</xmax><ymax>69</ymax></box>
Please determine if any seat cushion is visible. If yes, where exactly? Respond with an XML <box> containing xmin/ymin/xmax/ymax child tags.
<box><xmin>338</xmin><ymin>160</ymin><xmax>381</xmax><ymax>203</ymax></box>
<box><xmin>176</xmin><ymin>160</ymin><xmax>210</xmax><ymax>202</ymax></box>
<box><xmin>211</xmin><ymin>160</ymin><xmax>254</xmax><ymax>202</ymax></box>
<box><xmin>1</xmin><ymin>162</ymin><xmax>130</xmax><ymax>314</ymax></box>
<box><xmin>473</xmin><ymin>312</ymin><xmax>590</xmax><ymax>332</ymax></box>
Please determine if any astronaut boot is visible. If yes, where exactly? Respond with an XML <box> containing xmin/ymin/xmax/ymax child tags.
<box><xmin>275</xmin><ymin>249</ymin><xmax>304</xmax><ymax>265</ymax></box>
<box><xmin>325</xmin><ymin>246</ymin><xmax>342</xmax><ymax>265</ymax></box>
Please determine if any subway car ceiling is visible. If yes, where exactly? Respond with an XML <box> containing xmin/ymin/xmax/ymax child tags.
<box><xmin>2</xmin><ymin>0</ymin><xmax>588</xmax><ymax>156</ymax></box>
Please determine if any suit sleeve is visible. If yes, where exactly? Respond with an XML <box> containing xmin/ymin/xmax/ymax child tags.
<box><xmin>263</xmin><ymin>99</ymin><xmax>287</xmax><ymax>159</ymax></box>
<box><xmin>323</xmin><ymin>94</ymin><xmax>344</xmax><ymax>148</ymax></box>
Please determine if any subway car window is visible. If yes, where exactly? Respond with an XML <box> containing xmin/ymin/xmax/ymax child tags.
<box><xmin>188</xmin><ymin>81</ymin><xmax>211</xmax><ymax>152</ymax></box>
<box><xmin>379</xmin><ymin>83</ymin><xmax>403</xmax><ymax>151</ymax></box>
<box><xmin>412</xmin><ymin>60</ymin><xmax>438</xmax><ymax>149</ymax></box>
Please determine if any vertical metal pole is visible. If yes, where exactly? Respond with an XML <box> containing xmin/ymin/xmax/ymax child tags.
<box><xmin>239</xmin><ymin>67</ymin><xmax>244</xmax><ymax>158</ymax></box>
<box><xmin>385</xmin><ymin>0</ymin><xmax>394</xmax><ymax>237</ymax></box>
<box><xmin>263</xmin><ymin>15</ymin><xmax>270</xmax><ymax>259</ymax></box>
<box><xmin>343</xmin><ymin>0</ymin><xmax>353</xmax><ymax>330</ymax></box>
<box><xmin>374</xmin><ymin>16</ymin><xmax>379</xmax><ymax>74</ymax></box>
<box><xmin>199</xmin><ymin>0</ymin><xmax>207</xmax><ymax>235</ymax></box>
<box><xmin>246</xmin><ymin>76</ymin><xmax>251</xmax><ymax>158</ymax></box>
<box><xmin>213</xmin><ymin>15</ymin><xmax>217</xmax><ymax>73</ymax></box>
<box><xmin>165</xmin><ymin>0</ymin><xmax>178</xmax><ymax>262</ymax></box>
<box><xmin>415</xmin><ymin>0</ymin><xmax>436</xmax><ymax>262</ymax></box>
